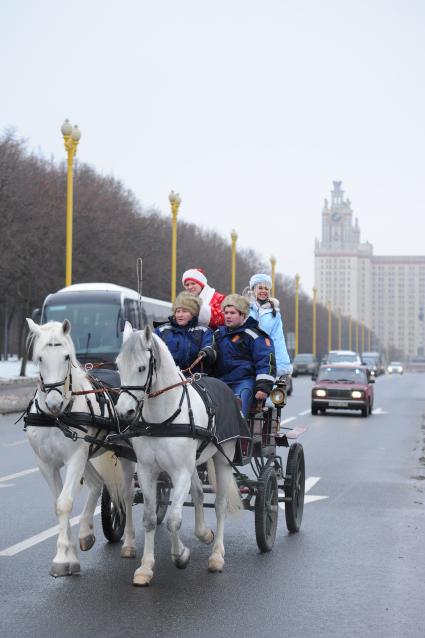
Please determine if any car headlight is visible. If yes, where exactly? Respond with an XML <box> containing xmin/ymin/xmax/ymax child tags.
<box><xmin>388</xmin><ymin>367</ymin><xmax>392</xmax><ymax>372</ymax></box>
<box><xmin>351</xmin><ymin>390</ymin><xmax>363</xmax><ymax>399</ymax></box>
<box><xmin>315</xmin><ymin>389</ymin><xmax>327</xmax><ymax>397</ymax></box>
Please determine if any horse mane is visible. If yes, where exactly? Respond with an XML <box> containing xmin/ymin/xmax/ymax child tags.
<box><xmin>119</xmin><ymin>329</ymin><xmax>177</xmax><ymax>372</ymax></box>
<box><xmin>29</xmin><ymin>321</ymin><xmax>78</xmax><ymax>367</ymax></box>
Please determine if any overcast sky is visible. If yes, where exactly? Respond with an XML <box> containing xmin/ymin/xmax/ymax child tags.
<box><xmin>1</xmin><ymin>0</ymin><xmax>424</xmax><ymax>295</ymax></box>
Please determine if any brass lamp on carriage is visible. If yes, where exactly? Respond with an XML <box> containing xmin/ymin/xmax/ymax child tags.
<box><xmin>270</xmin><ymin>377</ymin><xmax>288</xmax><ymax>433</ymax></box>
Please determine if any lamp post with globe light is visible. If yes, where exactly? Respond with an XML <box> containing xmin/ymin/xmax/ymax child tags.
<box><xmin>270</xmin><ymin>256</ymin><xmax>276</xmax><ymax>298</ymax></box>
<box><xmin>61</xmin><ymin>119</ymin><xmax>81</xmax><ymax>286</ymax></box>
<box><xmin>231</xmin><ymin>229</ymin><xmax>238</xmax><ymax>293</ymax></box>
<box><xmin>169</xmin><ymin>190</ymin><xmax>181</xmax><ymax>302</ymax></box>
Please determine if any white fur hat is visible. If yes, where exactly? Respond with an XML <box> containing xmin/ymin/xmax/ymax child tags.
<box><xmin>250</xmin><ymin>273</ymin><xmax>272</xmax><ymax>289</ymax></box>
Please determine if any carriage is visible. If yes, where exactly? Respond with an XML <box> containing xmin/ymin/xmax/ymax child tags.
<box><xmin>24</xmin><ymin>305</ymin><xmax>305</xmax><ymax>583</ymax></box>
<box><xmin>99</xmin><ymin>375</ymin><xmax>305</xmax><ymax>554</ymax></box>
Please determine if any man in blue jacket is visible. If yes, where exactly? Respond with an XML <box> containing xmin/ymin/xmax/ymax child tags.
<box><xmin>201</xmin><ymin>294</ymin><xmax>276</xmax><ymax>416</ymax></box>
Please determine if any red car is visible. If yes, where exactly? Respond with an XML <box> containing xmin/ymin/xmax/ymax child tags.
<box><xmin>311</xmin><ymin>363</ymin><xmax>374</xmax><ymax>417</ymax></box>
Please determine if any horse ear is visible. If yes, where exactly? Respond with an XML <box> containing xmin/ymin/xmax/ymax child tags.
<box><xmin>144</xmin><ymin>325</ymin><xmax>152</xmax><ymax>344</ymax></box>
<box><xmin>62</xmin><ymin>319</ymin><xmax>71</xmax><ymax>335</ymax></box>
<box><xmin>26</xmin><ymin>318</ymin><xmax>41</xmax><ymax>336</ymax></box>
<box><xmin>123</xmin><ymin>321</ymin><xmax>133</xmax><ymax>343</ymax></box>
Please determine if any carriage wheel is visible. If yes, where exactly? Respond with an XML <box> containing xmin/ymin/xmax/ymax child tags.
<box><xmin>156</xmin><ymin>472</ymin><xmax>172</xmax><ymax>525</ymax></box>
<box><xmin>284</xmin><ymin>443</ymin><xmax>305</xmax><ymax>533</ymax></box>
<box><xmin>101</xmin><ymin>485</ymin><xmax>126</xmax><ymax>543</ymax></box>
<box><xmin>255</xmin><ymin>465</ymin><xmax>279</xmax><ymax>552</ymax></box>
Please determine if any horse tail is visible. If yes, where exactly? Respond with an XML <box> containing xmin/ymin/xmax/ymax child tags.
<box><xmin>226</xmin><ymin>473</ymin><xmax>243</xmax><ymax>514</ymax></box>
<box><xmin>91</xmin><ymin>452</ymin><xmax>132</xmax><ymax>509</ymax></box>
<box><xmin>207</xmin><ymin>458</ymin><xmax>216</xmax><ymax>492</ymax></box>
<box><xmin>207</xmin><ymin>457</ymin><xmax>242</xmax><ymax>514</ymax></box>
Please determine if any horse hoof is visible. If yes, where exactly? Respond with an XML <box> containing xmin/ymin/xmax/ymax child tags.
<box><xmin>133</xmin><ymin>570</ymin><xmax>152</xmax><ymax>587</ymax></box>
<box><xmin>80</xmin><ymin>534</ymin><xmax>95</xmax><ymax>551</ymax></box>
<box><xmin>50</xmin><ymin>562</ymin><xmax>71</xmax><ymax>577</ymax></box>
<box><xmin>69</xmin><ymin>562</ymin><xmax>81</xmax><ymax>574</ymax></box>
<box><xmin>208</xmin><ymin>556</ymin><xmax>224</xmax><ymax>573</ymax></box>
<box><xmin>173</xmin><ymin>547</ymin><xmax>190</xmax><ymax>570</ymax></box>
<box><xmin>121</xmin><ymin>546</ymin><xmax>136</xmax><ymax>558</ymax></box>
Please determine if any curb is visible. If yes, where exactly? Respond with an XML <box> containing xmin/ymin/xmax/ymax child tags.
<box><xmin>0</xmin><ymin>394</ymin><xmax>34</xmax><ymax>415</ymax></box>
<box><xmin>0</xmin><ymin>377</ymin><xmax>38</xmax><ymax>386</ymax></box>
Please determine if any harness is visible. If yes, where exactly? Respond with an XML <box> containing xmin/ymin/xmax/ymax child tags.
<box><xmin>21</xmin><ymin>365</ymin><xmax>122</xmax><ymax>459</ymax></box>
<box><xmin>106</xmin><ymin>352</ymin><xmax>233</xmax><ymax>463</ymax></box>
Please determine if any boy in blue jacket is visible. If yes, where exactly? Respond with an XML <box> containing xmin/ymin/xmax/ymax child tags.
<box><xmin>201</xmin><ymin>294</ymin><xmax>276</xmax><ymax>415</ymax></box>
<box><xmin>155</xmin><ymin>292</ymin><xmax>213</xmax><ymax>371</ymax></box>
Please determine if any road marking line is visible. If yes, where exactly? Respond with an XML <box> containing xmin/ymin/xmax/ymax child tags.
<box><xmin>281</xmin><ymin>416</ymin><xmax>296</xmax><ymax>425</ymax></box>
<box><xmin>0</xmin><ymin>468</ymin><xmax>39</xmax><ymax>483</ymax></box>
<box><xmin>305</xmin><ymin>476</ymin><xmax>320</xmax><ymax>493</ymax></box>
<box><xmin>0</xmin><ymin>506</ymin><xmax>101</xmax><ymax>557</ymax></box>
<box><xmin>279</xmin><ymin>476</ymin><xmax>328</xmax><ymax>510</ymax></box>
<box><xmin>372</xmin><ymin>407</ymin><xmax>388</xmax><ymax>415</ymax></box>
<box><xmin>298</xmin><ymin>409</ymin><xmax>311</xmax><ymax>415</ymax></box>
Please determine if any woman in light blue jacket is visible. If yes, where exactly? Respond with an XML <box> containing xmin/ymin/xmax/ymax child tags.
<box><xmin>246</xmin><ymin>273</ymin><xmax>292</xmax><ymax>377</ymax></box>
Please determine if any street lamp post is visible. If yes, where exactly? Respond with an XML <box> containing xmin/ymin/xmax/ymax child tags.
<box><xmin>169</xmin><ymin>190</ymin><xmax>182</xmax><ymax>302</ymax></box>
<box><xmin>312</xmin><ymin>287</ymin><xmax>317</xmax><ymax>356</ymax></box>
<box><xmin>328</xmin><ymin>300</ymin><xmax>332</xmax><ymax>351</ymax></box>
<box><xmin>270</xmin><ymin>256</ymin><xmax>276</xmax><ymax>298</ymax></box>
<box><xmin>338</xmin><ymin>308</ymin><xmax>342</xmax><ymax>350</ymax></box>
<box><xmin>355</xmin><ymin>320</ymin><xmax>359</xmax><ymax>353</ymax></box>
<box><xmin>361</xmin><ymin>321</ymin><xmax>365</xmax><ymax>353</ymax></box>
<box><xmin>231</xmin><ymin>229</ymin><xmax>238</xmax><ymax>293</ymax></box>
<box><xmin>61</xmin><ymin>119</ymin><xmax>81</xmax><ymax>287</ymax></box>
<box><xmin>368</xmin><ymin>326</ymin><xmax>371</xmax><ymax>351</ymax></box>
<box><xmin>295</xmin><ymin>274</ymin><xmax>300</xmax><ymax>355</ymax></box>
<box><xmin>348</xmin><ymin>316</ymin><xmax>352</xmax><ymax>350</ymax></box>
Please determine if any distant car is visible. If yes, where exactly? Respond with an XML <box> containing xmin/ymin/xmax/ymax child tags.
<box><xmin>292</xmin><ymin>353</ymin><xmax>319</xmax><ymax>377</ymax></box>
<box><xmin>322</xmin><ymin>350</ymin><xmax>363</xmax><ymax>365</ymax></box>
<box><xmin>387</xmin><ymin>361</ymin><xmax>404</xmax><ymax>374</ymax></box>
<box><xmin>362</xmin><ymin>352</ymin><xmax>385</xmax><ymax>376</ymax></box>
<box><xmin>311</xmin><ymin>363</ymin><xmax>374</xmax><ymax>417</ymax></box>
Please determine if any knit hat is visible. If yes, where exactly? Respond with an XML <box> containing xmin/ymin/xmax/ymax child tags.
<box><xmin>221</xmin><ymin>294</ymin><xmax>250</xmax><ymax>316</ymax></box>
<box><xmin>250</xmin><ymin>273</ymin><xmax>272</xmax><ymax>289</ymax></box>
<box><xmin>173</xmin><ymin>292</ymin><xmax>201</xmax><ymax>317</ymax></box>
<box><xmin>182</xmin><ymin>268</ymin><xmax>207</xmax><ymax>288</ymax></box>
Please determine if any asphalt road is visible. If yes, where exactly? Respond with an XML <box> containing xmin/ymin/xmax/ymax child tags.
<box><xmin>1</xmin><ymin>373</ymin><xmax>424</xmax><ymax>638</ymax></box>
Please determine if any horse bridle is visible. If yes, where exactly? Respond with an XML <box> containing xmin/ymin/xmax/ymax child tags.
<box><xmin>119</xmin><ymin>348</ymin><xmax>157</xmax><ymax>407</ymax></box>
<box><xmin>39</xmin><ymin>355</ymin><xmax>73</xmax><ymax>402</ymax></box>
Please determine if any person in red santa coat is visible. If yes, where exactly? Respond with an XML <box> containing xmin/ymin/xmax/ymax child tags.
<box><xmin>182</xmin><ymin>268</ymin><xmax>226</xmax><ymax>329</ymax></box>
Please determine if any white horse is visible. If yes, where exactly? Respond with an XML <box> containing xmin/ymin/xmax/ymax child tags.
<box><xmin>115</xmin><ymin>323</ymin><xmax>242</xmax><ymax>586</ymax></box>
<box><xmin>26</xmin><ymin>318</ymin><xmax>136</xmax><ymax>577</ymax></box>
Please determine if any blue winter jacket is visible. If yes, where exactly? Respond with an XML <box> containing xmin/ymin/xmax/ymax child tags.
<box><xmin>249</xmin><ymin>299</ymin><xmax>292</xmax><ymax>376</ymax></box>
<box><xmin>203</xmin><ymin>316</ymin><xmax>276</xmax><ymax>394</ymax></box>
<box><xmin>155</xmin><ymin>316</ymin><xmax>213</xmax><ymax>371</ymax></box>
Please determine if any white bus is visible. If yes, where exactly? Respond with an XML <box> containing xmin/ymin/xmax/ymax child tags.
<box><xmin>33</xmin><ymin>283</ymin><xmax>172</xmax><ymax>382</ymax></box>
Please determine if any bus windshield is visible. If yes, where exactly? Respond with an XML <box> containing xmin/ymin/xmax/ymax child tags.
<box><xmin>43</xmin><ymin>301</ymin><xmax>122</xmax><ymax>356</ymax></box>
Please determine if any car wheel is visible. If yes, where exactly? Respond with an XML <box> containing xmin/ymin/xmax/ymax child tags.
<box><xmin>311</xmin><ymin>404</ymin><xmax>318</xmax><ymax>415</ymax></box>
<box><xmin>361</xmin><ymin>405</ymin><xmax>368</xmax><ymax>417</ymax></box>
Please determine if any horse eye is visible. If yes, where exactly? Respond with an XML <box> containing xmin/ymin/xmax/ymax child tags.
<box><xmin>65</xmin><ymin>354</ymin><xmax>70</xmax><ymax>361</ymax></box>
<box><xmin>138</xmin><ymin>365</ymin><xmax>146</xmax><ymax>373</ymax></box>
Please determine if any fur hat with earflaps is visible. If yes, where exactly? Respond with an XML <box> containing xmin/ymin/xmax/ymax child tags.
<box><xmin>221</xmin><ymin>294</ymin><xmax>250</xmax><ymax>316</ymax></box>
<box><xmin>173</xmin><ymin>292</ymin><xmax>202</xmax><ymax>317</ymax></box>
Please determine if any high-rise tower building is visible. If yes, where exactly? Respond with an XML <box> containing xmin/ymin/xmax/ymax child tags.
<box><xmin>314</xmin><ymin>182</ymin><xmax>425</xmax><ymax>357</ymax></box>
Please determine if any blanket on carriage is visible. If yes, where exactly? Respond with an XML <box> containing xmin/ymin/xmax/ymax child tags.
<box><xmin>192</xmin><ymin>376</ymin><xmax>251</xmax><ymax>444</ymax></box>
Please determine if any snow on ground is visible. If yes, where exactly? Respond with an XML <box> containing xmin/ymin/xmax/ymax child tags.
<box><xmin>0</xmin><ymin>357</ymin><xmax>38</xmax><ymax>379</ymax></box>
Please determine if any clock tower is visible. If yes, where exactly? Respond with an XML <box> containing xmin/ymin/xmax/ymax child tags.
<box><xmin>314</xmin><ymin>181</ymin><xmax>373</xmax><ymax>329</ymax></box>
